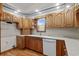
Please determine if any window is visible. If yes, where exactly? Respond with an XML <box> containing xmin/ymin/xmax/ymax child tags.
<box><xmin>37</xmin><ymin>18</ymin><xmax>46</xmax><ymax>32</ymax></box>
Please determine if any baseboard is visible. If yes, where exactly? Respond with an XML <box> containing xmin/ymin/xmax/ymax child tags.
<box><xmin>0</xmin><ymin>48</ymin><xmax>16</xmax><ymax>54</ymax></box>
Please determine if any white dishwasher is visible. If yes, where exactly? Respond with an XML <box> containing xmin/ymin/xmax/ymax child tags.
<box><xmin>43</xmin><ymin>39</ymin><xmax>56</xmax><ymax>56</ymax></box>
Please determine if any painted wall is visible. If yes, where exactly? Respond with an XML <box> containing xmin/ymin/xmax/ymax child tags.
<box><xmin>1</xmin><ymin>22</ymin><xmax>20</xmax><ymax>52</ymax></box>
<box><xmin>32</xmin><ymin>28</ymin><xmax>79</xmax><ymax>39</ymax></box>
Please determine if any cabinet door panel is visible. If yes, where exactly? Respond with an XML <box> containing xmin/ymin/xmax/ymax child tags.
<box><xmin>25</xmin><ymin>36</ymin><xmax>29</xmax><ymax>48</ymax></box>
<box><xmin>28</xmin><ymin>37</ymin><xmax>34</xmax><ymax>50</ymax></box>
<box><xmin>33</xmin><ymin>37</ymin><xmax>43</xmax><ymax>53</ymax></box>
<box><xmin>16</xmin><ymin>36</ymin><xmax>25</xmax><ymax>49</ymax></box>
<box><xmin>65</xmin><ymin>9</ymin><xmax>74</xmax><ymax>27</ymax></box>
<box><xmin>54</xmin><ymin>13</ymin><xmax>65</xmax><ymax>27</ymax></box>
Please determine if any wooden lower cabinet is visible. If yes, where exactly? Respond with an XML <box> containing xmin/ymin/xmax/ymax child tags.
<box><xmin>16</xmin><ymin>36</ymin><xmax>67</xmax><ymax>56</ymax></box>
<box><xmin>33</xmin><ymin>37</ymin><xmax>43</xmax><ymax>53</ymax></box>
<box><xmin>56</xmin><ymin>40</ymin><xmax>68</xmax><ymax>56</ymax></box>
<box><xmin>16</xmin><ymin>36</ymin><xmax>26</xmax><ymax>49</ymax></box>
<box><xmin>25</xmin><ymin>36</ymin><xmax>43</xmax><ymax>53</ymax></box>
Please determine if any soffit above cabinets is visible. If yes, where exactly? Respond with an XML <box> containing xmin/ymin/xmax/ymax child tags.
<box><xmin>3</xmin><ymin>3</ymin><xmax>74</xmax><ymax>18</ymax></box>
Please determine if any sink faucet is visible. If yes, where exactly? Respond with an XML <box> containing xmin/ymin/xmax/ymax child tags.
<box><xmin>39</xmin><ymin>32</ymin><xmax>42</xmax><ymax>36</ymax></box>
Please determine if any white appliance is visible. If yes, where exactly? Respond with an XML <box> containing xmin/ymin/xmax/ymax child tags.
<box><xmin>43</xmin><ymin>39</ymin><xmax>56</xmax><ymax>56</ymax></box>
<box><xmin>1</xmin><ymin>22</ymin><xmax>20</xmax><ymax>52</ymax></box>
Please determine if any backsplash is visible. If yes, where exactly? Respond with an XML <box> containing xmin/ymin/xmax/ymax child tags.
<box><xmin>32</xmin><ymin>28</ymin><xmax>79</xmax><ymax>39</ymax></box>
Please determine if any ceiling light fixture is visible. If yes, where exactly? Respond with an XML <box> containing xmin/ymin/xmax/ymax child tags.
<box><xmin>14</xmin><ymin>11</ymin><xmax>18</xmax><ymax>13</ymax></box>
<box><xmin>14</xmin><ymin>10</ymin><xmax>21</xmax><ymax>14</ymax></box>
<box><xmin>56</xmin><ymin>6</ymin><xmax>60</xmax><ymax>9</ymax></box>
<box><xmin>66</xmin><ymin>5</ymin><xmax>70</xmax><ymax>8</ymax></box>
<box><xmin>35</xmin><ymin>9</ymin><xmax>39</xmax><ymax>12</ymax></box>
<box><xmin>56</xmin><ymin>3</ymin><xmax>60</xmax><ymax>6</ymax></box>
<box><xmin>38</xmin><ymin>12</ymin><xmax>42</xmax><ymax>14</ymax></box>
<box><xmin>17</xmin><ymin>10</ymin><xmax>21</xmax><ymax>12</ymax></box>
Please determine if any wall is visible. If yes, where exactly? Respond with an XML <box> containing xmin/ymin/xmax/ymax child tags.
<box><xmin>32</xmin><ymin>28</ymin><xmax>79</xmax><ymax>39</ymax></box>
<box><xmin>1</xmin><ymin>22</ymin><xmax>20</xmax><ymax>52</ymax></box>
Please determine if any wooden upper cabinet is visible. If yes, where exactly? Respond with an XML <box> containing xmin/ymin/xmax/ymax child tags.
<box><xmin>75</xmin><ymin>8</ymin><xmax>79</xmax><ymax>27</ymax></box>
<box><xmin>17</xmin><ymin>17</ymin><xmax>33</xmax><ymax>29</ymax></box>
<box><xmin>46</xmin><ymin>13</ymin><xmax>65</xmax><ymax>28</ymax></box>
<box><xmin>64</xmin><ymin>9</ymin><xmax>74</xmax><ymax>27</ymax></box>
<box><xmin>54</xmin><ymin>13</ymin><xmax>65</xmax><ymax>27</ymax></box>
<box><xmin>0</xmin><ymin>3</ymin><xmax>3</xmax><ymax>21</ymax></box>
<box><xmin>45</xmin><ymin>14</ymin><xmax>54</xmax><ymax>28</ymax></box>
<box><xmin>28</xmin><ymin>19</ymin><xmax>33</xmax><ymax>29</ymax></box>
<box><xmin>1</xmin><ymin>12</ymin><xmax>13</xmax><ymax>22</ymax></box>
<box><xmin>45</xmin><ymin>8</ymin><xmax>75</xmax><ymax>28</ymax></box>
<box><xmin>17</xmin><ymin>18</ymin><xmax>23</xmax><ymax>29</ymax></box>
<box><xmin>12</xmin><ymin>15</ymin><xmax>19</xmax><ymax>23</ymax></box>
<box><xmin>22</xmin><ymin>19</ymin><xmax>29</xmax><ymax>29</ymax></box>
<box><xmin>22</xmin><ymin>18</ymin><xmax>33</xmax><ymax>29</ymax></box>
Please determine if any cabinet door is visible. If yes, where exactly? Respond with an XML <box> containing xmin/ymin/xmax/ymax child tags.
<box><xmin>45</xmin><ymin>14</ymin><xmax>54</xmax><ymax>28</ymax></box>
<box><xmin>65</xmin><ymin>9</ymin><xmax>74</xmax><ymax>27</ymax></box>
<box><xmin>0</xmin><ymin>3</ymin><xmax>3</xmax><ymax>21</ymax></box>
<box><xmin>33</xmin><ymin>37</ymin><xmax>43</xmax><ymax>53</ymax></box>
<box><xmin>28</xmin><ymin>37</ymin><xmax>34</xmax><ymax>50</ymax></box>
<box><xmin>23</xmin><ymin>19</ymin><xmax>29</xmax><ymax>29</ymax></box>
<box><xmin>25</xmin><ymin>36</ymin><xmax>29</xmax><ymax>48</ymax></box>
<box><xmin>28</xmin><ymin>19</ymin><xmax>33</xmax><ymax>29</ymax></box>
<box><xmin>16</xmin><ymin>36</ymin><xmax>25</xmax><ymax>49</ymax></box>
<box><xmin>17</xmin><ymin>18</ymin><xmax>23</xmax><ymax>29</ymax></box>
<box><xmin>56</xmin><ymin>40</ymin><xmax>67</xmax><ymax>56</ymax></box>
<box><xmin>76</xmin><ymin>13</ymin><xmax>79</xmax><ymax>27</ymax></box>
<box><xmin>54</xmin><ymin>13</ymin><xmax>65</xmax><ymax>27</ymax></box>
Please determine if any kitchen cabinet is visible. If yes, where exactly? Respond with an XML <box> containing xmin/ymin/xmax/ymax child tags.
<box><xmin>17</xmin><ymin>17</ymin><xmax>23</xmax><ymax>29</ymax></box>
<box><xmin>76</xmin><ymin>13</ymin><xmax>79</xmax><ymax>27</ymax></box>
<box><xmin>25</xmin><ymin>36</ymin><xmax>29</xmax><ymax>48</ymax></box>
<box><xmin>28</xmin><ymin>19</ymin><xmax>33</xmax><ymax>29</ymax></box>
<box><xmin>33</xmin><ymin>37</ymin><xmax>43</xmax><ymax>53</ymax></box>
<box><xmin>20</xmin><ymin>29</ymin><xmax>31</xmax><ymax>35</ymax></box>
<box><xmin>16</xmin><ymin>36</ymin><xmax>26</xmax><ymax>49</ymax></box>
<box><xmin>45</xmin><ymin>13</ymin><xmax>65</xmax><ymax>28</ymax></box>
<box><xmin>54</xmin><ymin>13</ymin><xmax>65</xmax><ymax>27</ymax></box>
<box><xmin>1</xmin><ymin>12</ymin><xmax>13</xmax><ymax>22</ymax></box>
<box><xmin>64</xmin><ymin>9</ymin><xmax>74</xmax><ymax>27</ymax></box>
<box><xmin>75</xmin><ymin>7</ymin><xmax>79</xmax><ymax>27</ymax></box>
<box><xmin>17</xmin><ymin>18</ymin><xmax>33</xmax><ymax>29</ymax></box>
<box><xmin>27</xmin><ymin>36</ymin><xmax>43</xmax><ymax>53</ymax></box>
<box><xmin>28</xmin><ymin>36</ymin><xmax>34</xmax><ymax>50</ymax></box>
<box><xmin>23</xmin><ymin>19</ymin><xmax>33</xmax><ymax>29</ymax></box>
<box><xmin>0</xmin><ymin>3</ymin><xmax>3</xmax><ymax>21</ymax></box>
<box><xmin>16</xmin><ymin>36</ymin><xmax>43</xmax><ymax>53</ymax></box>
<box><xmin>45</xmin><ymin>14</ymin><xmax>54</xmax><ymax>28</ymax></box>
<box><xmin>56</xmin><ymin>40</ymin><xmax>68</xmax><ymax>56</ymax></box>
<box><xmin>12</xmin><ymin>15</ymin><xmax>19</xmax><ymax>23</ymax></box>
<box><xmin>16</xmin><ymin>35</ymin><xmax>68</xmax><ymax>56</ymax></box>
<box><xmin>45</xmin><ymin>7</ymin><xmax>76</xmax><ymax>28</ymax></box>
<box><xmin>22</xmin><ymin>19</ymin><xmax>29</xmax><ymax>29</ymax></box>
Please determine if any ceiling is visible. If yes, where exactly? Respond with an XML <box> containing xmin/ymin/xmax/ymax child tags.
<box><xmin>3</xmin><ymin>3</ymin><xmax>74</xmax><ymax>18</ymax></box>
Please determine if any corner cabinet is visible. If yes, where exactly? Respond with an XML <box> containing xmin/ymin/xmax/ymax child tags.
<box><xmin>16</xmin><ymin>36</ymin><xmax>43</xmax><ymax>53</ymax></box>
<box><xmin>16</xmin><ymin>36</ymin><xmax>26</xmax><ymax>49</ymax></box>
